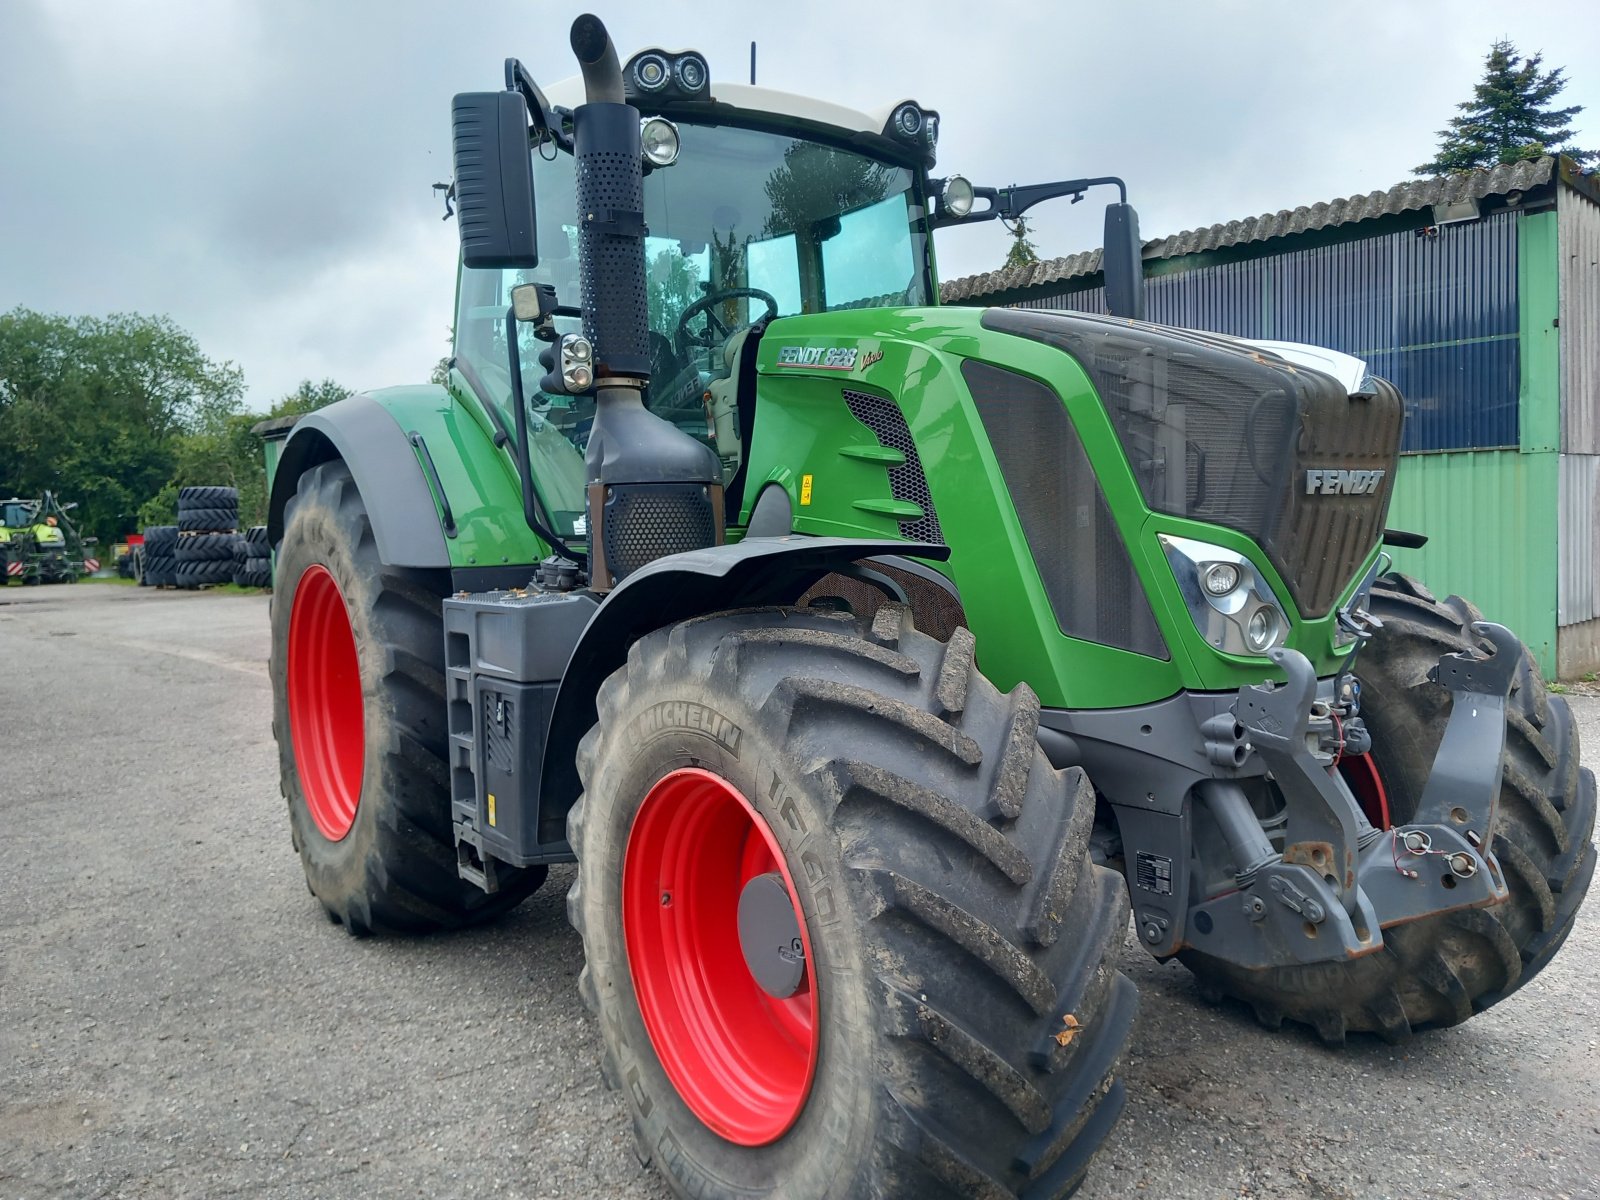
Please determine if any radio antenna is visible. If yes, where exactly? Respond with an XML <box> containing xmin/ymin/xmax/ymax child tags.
<box><xmin>750</xmin><ymin>41</ymin><xmax>756</xmax><ymax>85</ymax></box>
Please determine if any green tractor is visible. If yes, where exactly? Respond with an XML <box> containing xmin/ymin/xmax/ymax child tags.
<box><xmin>264</xmin><ymin>16</ymin><xmax>1595</xmax><ymax>1198</ymax></box>
<box><xmin>0</xmin><ymin>494</ymin><xmax>89</xmax><ymax>585</ymax></box>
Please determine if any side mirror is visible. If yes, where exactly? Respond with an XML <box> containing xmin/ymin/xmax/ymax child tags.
<box><xmin>451</xmin><ymin>91</ymin><xmax>539</xmax><ymax>269</ymax></box>
<box><xmin>1102</xmin><ymin>202</ymin><xmax>1145</xmax><ymax>321</ymax></box>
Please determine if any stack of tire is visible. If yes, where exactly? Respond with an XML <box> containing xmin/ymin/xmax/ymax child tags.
<box><xmin>232</xmin><ymin>526</ymin><xmax>272</xmax><ymax>589</ymax></box>
<box><xmin>175</xmin><ymin>486</ymin><xmax>239</xmax><ymax>589</ymax></box>
<box><xmin>140</xmin><ymin>526</ymin><xmax>178</xmax><ymax>587</ymax></box>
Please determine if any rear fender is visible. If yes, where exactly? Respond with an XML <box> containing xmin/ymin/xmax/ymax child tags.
<box><xmin>533</xmin><ymin>536</ymin><xmax>949</xmax><ymax>848</ymax></box>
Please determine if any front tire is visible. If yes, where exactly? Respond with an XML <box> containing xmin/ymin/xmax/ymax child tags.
<box><xmin>270</xmin><ymin>460</ymin><xmax>545</xmax><ymax>934</ymax></box>
<box><xmin>569</xmin><ymin>606</ymin><xmax>1136</xmax><ymax>1199</ymax></box>
<box><xmin>1181</xmin><ymin>574</ymin><xmax>1596</xmax><ymax>1044</ymax></box>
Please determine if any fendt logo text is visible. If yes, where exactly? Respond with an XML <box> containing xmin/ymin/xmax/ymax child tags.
<box><xmin>775</xmin><ymin>345</ymin><xmax>859</xmax><ymax>371</ymax></box>
<box><xmin>1304</xmin><ymin>468</ymin><xmax>1386</xmax><ymax>496</ymax></box>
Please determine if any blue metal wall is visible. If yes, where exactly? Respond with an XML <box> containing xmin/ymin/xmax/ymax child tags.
<box><xmin>1017</xmin><ymin>210</ymin><xmax>1522</xmax><ymax>452</ymax></box>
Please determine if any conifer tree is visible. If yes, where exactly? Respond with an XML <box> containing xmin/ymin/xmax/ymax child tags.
<box><xmin>1416</xmin><ymin>40</ymin><xmax>1594</xmax><ymax>175</ymax></box>
<box><xmin>1002</xmin><ymin>216</ymin><xmax>1040</xmax><ymax>270</ymax></box>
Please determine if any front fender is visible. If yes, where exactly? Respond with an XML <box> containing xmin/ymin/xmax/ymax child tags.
<box><xmin>534</xmin><ymin>536</ymin><xmax>949</xmax><ymax>846</ymax></box>
<box><xmin>266</xmin><ymin>394</ymin><xmax>451</xmax><ymax>567</ymax></box>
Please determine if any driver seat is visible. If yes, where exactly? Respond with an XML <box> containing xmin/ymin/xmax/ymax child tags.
<box><xmin>705</xmin><ymin>320</ymin><xmax>768</xmax><ymax>515</ymax></box>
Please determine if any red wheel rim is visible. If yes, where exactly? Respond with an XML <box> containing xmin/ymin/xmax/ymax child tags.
<box><xmin>1340</xmin><ymin>752</ymin><xmax>1391</xmax><ymax>830</ymax></box>
<box><xmin>287</xmin><ymin>564</ymin><xmax>365</xmax><ymax>841</ymax></box>
<box><xmin>622</xmin><ymin>768</ymin><xmax>819</xmax><ymax>1146</ymax></box>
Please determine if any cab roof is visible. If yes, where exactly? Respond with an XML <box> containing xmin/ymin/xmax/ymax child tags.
<box><xmin>542</xmin><ymin>75</ymin><xmax>907</xmax><ymax>142</ymax></box>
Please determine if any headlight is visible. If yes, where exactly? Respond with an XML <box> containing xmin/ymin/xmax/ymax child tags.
<box><xmin>1245</xmin><ymin>606</ymin><xmax>1280</xmax><ymax>652</ymax></box>
<box><xmin>1159</xmin><ymin>534</ymin><xmax>1289</xmax><ymax>657</ymax></box>
<box><xmin>1202</xmin><ymin>561</ymin><xmax>1240</xmax><ymax>596</ymax></box>
<box><xmin>559</xmin><ymin>333</ymin><xmax>594</xmax><ymax>393</ymax></box>
<box><xmin>891</xmin><ymin>103</ymin><xmax>924</xmax><ymax>139</ymax></box>
<box><xmin>942</xmin><ymin>175</ymin><xmax>975</xmax><ymax>218</ymax></box>
<box><xmin>632</xmin><ymin>53</ymin><xmax>670</xmax><ymax>92</ymax></box>
<box><xmin>674</xmin><ymin>53</ymin><xmax>708</xmax><ymax>93</ymax></box>
<box><xmin>640</xmin><ymin>117</ymin><xmax>680</xmax><ymax>167</ymax></box>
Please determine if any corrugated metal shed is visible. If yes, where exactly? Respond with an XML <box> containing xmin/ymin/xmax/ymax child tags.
<box><xmin>1560</xmin><ymin>453</ymin><xmax>1600</xmax><ymax>625</ymax></box>
<box><xmin>1561</xmin><ymin>171</ymin><xmax>1600</xmax><ymax>454</ymax></box>
<box><xmin>1007</xmin><ymin>215</ymin><xmax>1523</xmax><ymax>452</ymax></box>
<box><xmin>942</xmin><ymin>157</ymin><xmax>1557</xmax><ymax>304</ymax></box>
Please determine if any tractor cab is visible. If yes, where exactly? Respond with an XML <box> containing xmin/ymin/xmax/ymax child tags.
<box><xmin>449</xmin><ymin>57</ymin><xmax>1141</xmax><ymax>541</ymax></box>
<box><xmin>452</xmin><ymin>71</ymin><xmax>941</xmax><ymax>539</ymax></box>
<box><xmin>0</xmin><ymin>499</ymin><xmax>36</xmax><ymax>529</ymax></box>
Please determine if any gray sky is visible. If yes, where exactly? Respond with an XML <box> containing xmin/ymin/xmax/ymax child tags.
<box><xmin>3</xmin><ymin>0</ymin><xmax>1597</xmax><ymax>411</ymax></box>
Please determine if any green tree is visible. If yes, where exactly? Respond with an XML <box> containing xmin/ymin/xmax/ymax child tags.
<box><xmin>0</xmin><ymin>309</ymin><xmax>244</xmax><ymax>540</ymax></box>
<box><xmin>1002</xmin><ymin>216</ymin><xmax>1040</xmax><ymax>270</ymax></box>
<box><xmin>138</xmin><ymin>379</ymin><xmax>351</xmax><ymax>530</ymax></box>
<box><xmin>1416</xmin><ymin>40</ymin><xmax>1596</xmax><ymax>175</ymax></box>
<box><xmin>762</xmin><ymin>142</ymin><xmax>893</xmax><ymax>242</ymax></box>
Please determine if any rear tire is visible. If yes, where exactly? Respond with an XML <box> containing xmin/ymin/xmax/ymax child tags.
<box><xmin>1180</xmin><ymin>573</ymin><xmax>1596</xmax><ymax>1044</ymax></box>
<box><xmin>569</xmin><ymin>605</ymin><xmax>1136</xmax><ymax>1199</ymax></box>
<box><xmin>270</xmin><ymin>459</ymin><xmax>545</xmax><ymax>934</ymax></box>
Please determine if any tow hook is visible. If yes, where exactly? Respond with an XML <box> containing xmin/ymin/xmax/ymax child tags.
<box><xmin>1268</xmin><ymin>875</ymin><xmax>1326</xmax><ymax>923</ymax></box>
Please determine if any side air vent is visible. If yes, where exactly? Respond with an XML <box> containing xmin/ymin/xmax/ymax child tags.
<box><xmin>962</xmin><ymin>359</ymin><xmax>1168</xmax><ymax>660</ymax></box>
<box><xmin>841</xmin><ymin>390</ymin><xmax>945</xmax><ymax>544</ymax></box>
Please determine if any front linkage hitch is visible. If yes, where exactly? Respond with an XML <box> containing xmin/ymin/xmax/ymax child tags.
<box><xmin>1191</xmin><ymin>622</ymin><xmax>1519</xmax><ymax>968</ymax></box>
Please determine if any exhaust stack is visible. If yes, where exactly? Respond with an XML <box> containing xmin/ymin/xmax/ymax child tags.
<box><xmin>566</xmin><ymin>13</ymin><xmax>724</xmax><ymax>591</ymax></box>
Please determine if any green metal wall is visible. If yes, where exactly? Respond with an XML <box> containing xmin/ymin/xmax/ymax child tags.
<box><xmin>1385</xmin><ymin>449</ymin><xmax>1558</xmax><ymax>673</ymax></box>
<box><xmin>1384</xmin><ymin>210</ymin><xmax>1562</xmax><ymax>675</ymax></box>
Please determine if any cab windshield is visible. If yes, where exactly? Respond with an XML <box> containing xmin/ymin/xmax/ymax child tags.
<box><xmin>453</xmin><ymin>121</ymin><xmax>930</xmax><ymax>538</ymax></box>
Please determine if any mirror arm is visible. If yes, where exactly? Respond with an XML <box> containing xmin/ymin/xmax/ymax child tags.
<box><xmin>505</xmin><ymin>57</ymin><xmax>573</xmax><ymax>153</ymax></box>
<box><xmin>930</xmin><ymin>176</ymin><xmax>1129</xmax><ymax>228</ymax></box>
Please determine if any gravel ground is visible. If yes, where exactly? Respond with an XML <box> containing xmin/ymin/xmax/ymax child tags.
<box><xmin>1</xmin><ymin>582</ymin><xmax>1597</xmax><ymax>1200</ymax></box>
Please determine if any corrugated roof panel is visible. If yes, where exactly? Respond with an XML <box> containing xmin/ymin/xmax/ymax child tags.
<box><xmin>941</xmin><ymin>156</ymin><xmax>1556</xmax><ymax>304</ymax></box>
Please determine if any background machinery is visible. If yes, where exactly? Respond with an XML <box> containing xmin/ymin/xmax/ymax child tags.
<box><xmin>0</xmin><ymin>493</ymin><xmax>93</xmax><ymax>584</ymax></box>
<box><xmin>263</xmin><ymin>16</ymin><xmax>1596</xmax><ymax>1198</ymax></box>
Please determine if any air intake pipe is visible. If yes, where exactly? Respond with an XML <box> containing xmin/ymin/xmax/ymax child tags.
<box><xmin>565</xmin><ymin>14</ymin><xmax>724</xmax><ymax>590</ymax></box>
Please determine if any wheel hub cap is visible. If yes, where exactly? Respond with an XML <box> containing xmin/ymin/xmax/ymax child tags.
<box><xmin>738</xmin><ymin>872</ymin><xmax>807</xmax><ymax>999</ymax></box>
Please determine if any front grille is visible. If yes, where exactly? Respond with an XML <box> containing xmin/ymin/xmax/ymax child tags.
<box><xmin>982</xmin><ymin>309</ymin><xmax>1403</xmax><ymax>618</ymax></box>
<box><xmin>961</xmin><ymin>359</ymin><xmax>1168</xmax><ymax>659</ymax></box>
<box><xmin>841</xmin><ymin>390</ymin><xmax>944</xmax><ymax>543</ymax></box>
<box><xmin>602</xmin><ymin>484</ymin><xmax>716</xmax><ymax>580</ymax></box>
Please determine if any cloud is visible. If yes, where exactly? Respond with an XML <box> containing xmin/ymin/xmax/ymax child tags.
<box><xmin>2</xmin><ymin>0</ymin><xmax>1596</xmax><ymax>409</ymax></box>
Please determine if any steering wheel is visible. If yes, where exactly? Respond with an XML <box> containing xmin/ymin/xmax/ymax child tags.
<box><xmin>674</xmin><ymin>287</ymin><xmax>779</xmax><ymax>364</ymax></box>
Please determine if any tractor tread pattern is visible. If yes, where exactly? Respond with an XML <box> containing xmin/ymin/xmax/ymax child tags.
<box><xmin>272</xmin><ymin>460</ymin><xmax>543</xmax><ymax>935</ymax></box>
<box><xmin>177</xmin><ymin>485</ymin><xmax>238</xmax><ymax>506</ymax></box>
<box><xmin>568</xmin><ymin>604</ymin><xmax>1136</xmax><ymax>1199</ymax></box>
<box><xmin>177</xmin><ymin>506</ymin><xmax>239</xmax><ymax>533</ymax></box>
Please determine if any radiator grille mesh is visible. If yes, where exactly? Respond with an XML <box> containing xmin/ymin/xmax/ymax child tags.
<box><xmin>841</xmin><ymin>390</ymin><xmax>945</xmax><ymax>543</ymax></box>
<box><xmin>981</xmin><ymin>309</ymin><xmax>1403</xmax><ymax>618</ymax></box>
<box><xmin>962</xmin><ymin>359</ymin><xmax>1168</xmax><ymax>659</ymax></box>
